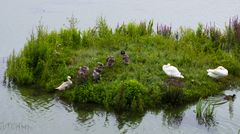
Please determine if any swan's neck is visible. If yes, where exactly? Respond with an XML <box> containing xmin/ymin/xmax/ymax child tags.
<box><xmin>163</xmin><ymin>65</ymin><xmax>169</xmax><ymax>70</ymax></box>
<box><xmin>67</xmin><ymin>78</ymin><xmax>72</xmax><ymax>83</ymax></box>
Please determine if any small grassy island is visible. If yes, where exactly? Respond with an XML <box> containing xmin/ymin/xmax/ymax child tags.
<box><xmin>6</xmin><ymin>17</ymin><xmax>240</xmax><ymax>112</ymax></box>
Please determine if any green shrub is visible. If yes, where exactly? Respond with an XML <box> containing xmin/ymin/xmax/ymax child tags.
<box><xmin>161</xmin><ymin>86</ymin><xmax>184</xmax><ymax>106</ymax></box>
<box><xmin>114</xmin><ymin>80</ymin><xmax>146</xmax><ymax>112</ymax></box>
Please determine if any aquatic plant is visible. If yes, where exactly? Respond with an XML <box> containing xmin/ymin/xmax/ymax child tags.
<box><xmin>195</xmin><ymin>99</ymin><xmax>217</xmax><ymax>127</ymax></box>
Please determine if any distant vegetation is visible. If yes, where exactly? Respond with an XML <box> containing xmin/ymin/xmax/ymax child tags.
<box><xmin>6</xmin><ymin>16</ymin><xmax>240</xmax><ymax>112</ymax></box>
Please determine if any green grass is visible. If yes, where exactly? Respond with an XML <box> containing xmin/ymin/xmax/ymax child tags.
<box><xmin>195</xmin><ymin>99</ymin><xmax>216</xmax><ymax>127</ymax></box>
<box><xmin>5</xmin><ymin>17</ymin><xmax>240</xmax><ymax>112</ymax></box>
<box><xmin>196</xmin><ymin>99</ymin><xmax>215</xmax><ymax>119</ymax></box>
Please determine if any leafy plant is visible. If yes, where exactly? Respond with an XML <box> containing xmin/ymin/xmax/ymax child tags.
<box><xmin>195</xmin><ymin>99</ymin><xmax>216</xmax><ymax>127</ymax></box>
<box><xmin>114</xmin><ymin>80</ymin><xmax>146</xmax><ymax>112</ymax></box>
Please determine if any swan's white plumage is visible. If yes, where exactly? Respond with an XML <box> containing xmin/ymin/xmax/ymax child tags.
<box><xmin>56</xmin><ymin>76</ymin><xmax>72</xmax><ymax>91</ymax></box>
<box><xmin>207</xmin><ymin>66</ymin><xmax>228</xmax><ymax>79</ymax></box>
<box><xmin>162</xmin><ymin>63</ymin><xmax>184</xmax><ymax>78</ymax></box>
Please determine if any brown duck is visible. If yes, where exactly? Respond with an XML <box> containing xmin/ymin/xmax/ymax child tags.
<box><xmin>224</xmin><ymin>94</ymin><xmax>236</xmax><ymax>101</ymax></box>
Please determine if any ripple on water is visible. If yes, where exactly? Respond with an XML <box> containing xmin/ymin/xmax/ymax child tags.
<box><xmin>22</xmin><ymin>97</ymin><xmax>55</xmax><ymax>121</ymax></box>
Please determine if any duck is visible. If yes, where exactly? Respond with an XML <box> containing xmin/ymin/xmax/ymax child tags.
<box><xmin>78</xmin><ymin>66</ymin><xmax>89</xmax><ymax>76</ymax></box>
<box><xmin>92</xmin><ymin>69</ymin><xmax>101</xmax><ymax>82</ymax></box>
<box><xmin>224</xmin><ymin>94</ymin><xmax>236</xmax><ymax>101</ymax></box>
<box><xmin>96</xmin><ymin>62</ymin><xmax>104</xmax><ymax>73</ymax></box>
<box><xmin>207</xmin><ymin>66</ymin><xmax>228</xmax><ymax>79</ymax></box>
<box><xmin>106</xmin><ymin>56</ymin><xmax>115</xmax><ymax>67</ymax></box>
<box><xmin>120</xmin><ymin>50</ymin><xmax>129</xmax><ymax>65</ymax></box>
<box><xmin>56</xmin><ymin>76</ymin><xmax>72</xmax><ymax>91</ymax></box>
<box><xmin>162</xmin><ymin>63</ymin><xmax>184</xmax><ymax>78</ymax></box>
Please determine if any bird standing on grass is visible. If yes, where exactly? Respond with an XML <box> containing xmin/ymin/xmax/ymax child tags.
<box><xmin>56</xmin><ymin>76</ymin><xmax>72</xmax><ymax>91</ymax></box>
<box><xmin>106</xmin><ymin>56</ymin><xmax>115</xmax><ymax>67</ymax></box>
<box><xmin>96</xmin><ymin>62</ymin><xmax>104</xmax><ymax>73</ymax></box>
<box><xmin>120</xmin><ymin>50</ymin><xmax>129</xmax><ymax>65</ymax></box>
<box><xmin>78</xmin><ymin>66</ymin><xmax>89</xmax><ymax>79</ymax></box>
<box><xmin>93</xmin><ymin>69</ymin><xmax>101</xmax><ymax>82</ymax></box>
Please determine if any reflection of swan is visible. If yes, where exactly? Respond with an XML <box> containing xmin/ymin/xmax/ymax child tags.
<box><xmin>56</xmin><ymin>76</ymin><xmax>72</xmax><ymax>91</ymax></box>
<box><xmin>162</xmin><ymin>63</ymin><xmax>184</xmax><ymax>78</ymax></box>
<box><xmin>207</xmin><ymin>66</ymin><xmax>228</xmax><ymax>79</ymax></box>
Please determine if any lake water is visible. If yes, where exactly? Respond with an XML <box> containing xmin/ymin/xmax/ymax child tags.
<box><xmin>1</xmin><ymin>0</ymin><xmax>240</xmax><ymax>57</ymax></box>
<box><xmin>1</xmin><ymin>59</ymin><xmax>240</xmax><ymax>134</ymax></box>
<box><xmin>1</xmin><ymin>0</ymin><xmax>240</xmax><ymax>134</ymax></box>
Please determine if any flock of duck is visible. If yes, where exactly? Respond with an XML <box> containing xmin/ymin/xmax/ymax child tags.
<box><xmin>56</xmin><ymin>50</ymin><xmax>129</xmax><ymax>90</ymax></box>
<box><xmin>56</xmin><ymin>50</ymin><xmax>229</xmax><ymax>91</ymax></box>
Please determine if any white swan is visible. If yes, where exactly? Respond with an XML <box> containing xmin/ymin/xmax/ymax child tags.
<box><xmin>162</xmin><ymin>63</ymin><xmax>184</xmax><ymax>78</ymax></box>
<box><xmin>207</xmin><ymin>66</ymin><xmax>228</xmax><ymax>79</ymax></box>
<box><xmin>56</xmin><ymin>76</ymin><xmax>72</xmax><ymax>91</ymax></box>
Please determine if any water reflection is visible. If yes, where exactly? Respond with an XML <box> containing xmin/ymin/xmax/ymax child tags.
<box><xmin>55</xmin><ymin>98</ymin><xmax>73</xmax><ymax>112</ymax></box>
<box><xmin>72</xmin><ymin>104</ymin><xmax>144</xmax><ymax>133</ymax></box>
<box><xmin>17</xmin><ymin>87</ymin><xmax>54</xmax><ymax>111</ymax></box>
<box><xmin>115</xmin><ymin>112</ymin><xmax>144</xmax><ymax>131</ymax></box>
<box><xmin>196</xmin><ymin>113</ymin><xmax>218</xmax><ymax>128</ymax></box>
<box><xmin>0</xmin><ymin>57</ymin><xmax>7</xmax><ymax>86</ymax></box>
<box><xmin>74</xmin><ymin>104</ymin><xmax>97</xmax><ymax>123</ymax></box>
<box><xmin>1</xmin><ymin>60</ymin><xmax>240</xmax><ymax>134</ymax></box>
<box><xmin>195</xmin><ymin>92</ymin><xmax>238</xmax><ymax>128</ymax></box>
<box><xmin>2</xmin><ymin>87</ymin><xmax>240</xmax><ymax>134</ymax></box>
<box><xmin>228</xmin><ymin>101</ymin><xmax>234</xmax><ymax>119</ymax></box>
<box><xmin>162</xmin><ymin>106</ymin><xmax>187</xmax><ymax>128</ymax></box>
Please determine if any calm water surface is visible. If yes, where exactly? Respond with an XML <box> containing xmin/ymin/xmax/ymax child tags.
<box><xmin>1</xmin><ymin>0</ymin><xmax>240</xmax><ymax>57</ymax></box>
<box><xmin>1</xmin><ymin>0</ymin><xmax>240</xmax><ymax>134</ymax></box>
<box><xmin>0</xmin><ymin>59</ymin><xmax>240</xmax><ymax>134</ymax></box>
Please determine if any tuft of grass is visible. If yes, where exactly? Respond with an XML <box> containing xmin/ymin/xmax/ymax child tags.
<box><xmin>195</xmin><ymin>99</ymin><xmax>216</xmax><ymax>127</ymax></box>
<box><xmin>195</xmin><ymin>99</ymin><xmax>214</xmax><ymax>118</ymax></box>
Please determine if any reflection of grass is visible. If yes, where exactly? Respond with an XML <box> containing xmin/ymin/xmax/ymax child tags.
<box><xmin>18</xmin><ymin>87</ymin><xmax>54</xmax><ymax>110</ymax></box>
<box><xmin>162</xmin><ymin>105</ymin><xmax>187</xmax><ymax>128</ymax></box>
<box><xmin>195</xmin><ymin>99</ymin><xmax>216</xmax><ymax>127</ymax></box>
<box><xmin>115</xmin><ymin>112</ymin><xmax>144</xmax><ymax>131</ymax></box>
<box><xmin>73</xmin><ymin>104</ymin><xmax>98</xmax><ymax>123</ymax></box>
<box><xmin>73</xmin><ymin>103</ymin><xmax>144</xmax><ymax>133</ymax></box>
